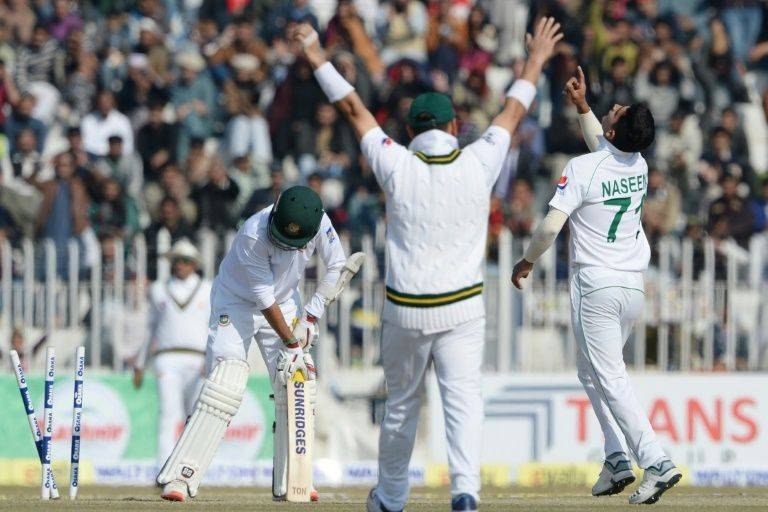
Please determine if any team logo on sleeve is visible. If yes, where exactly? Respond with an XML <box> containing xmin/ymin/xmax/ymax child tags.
<box><xmin>381</xmin><ymin>137</ymin><xmax>392</xmax><ymax>146</ymax></box>
<box><xmin>557</xmin><ymin>176</ymin><xmax>568</xmax><ymax>190</ymax></box>
<box><xmin>218</xmin><ymin>315</ymin><xmax>230</xmax><ymax>326</ymax></box>
<box><xmin>325</xmin><ymin>226</ymin><xmax>336</xmax><ymax>244</ymax></box>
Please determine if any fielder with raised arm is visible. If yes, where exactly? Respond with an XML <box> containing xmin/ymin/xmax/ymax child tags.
<box><xmin>156</xmin><ymin>185</ymin><xmax>346</xmax><ymax>502</ymax></box>
<box><xmin>295</xmin><ymin>18</ymin><xmax>562</xmax><ymax>512</ymax></box>
<box><xmin>132</xmin><ymin>239</ymin><xmax>211</xmax><ymax>464</ymax></box>
<box><xmin>511</xmin><ymin>67</ymin><xmax>681</xmax><ymax>505</ymax></box>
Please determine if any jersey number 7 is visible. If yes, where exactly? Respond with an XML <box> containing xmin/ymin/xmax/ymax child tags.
<box><xmin>603</xmin><ymin>196</ymin><xmax>644</xmax><ymax>242</ymax></box>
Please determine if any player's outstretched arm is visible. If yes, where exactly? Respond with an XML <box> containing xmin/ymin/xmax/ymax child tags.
<box><xmin>294</xmin><ymin>23</ymin><xmax>378</xmax><ymax>140</ymax></box>
<box><xmin>510</xmin><ymin>207</ymin><xmax>569</xmax><ymax>290</ymax></box>
<box><xmin>564</xmin><ymin>66</ymin><xmax>603</xmax><ymax>152</ymax></box>
<box><xmin>491</xmin><ymin>17</ymin><xmax>563</xmax><ymax>136</ymax></box>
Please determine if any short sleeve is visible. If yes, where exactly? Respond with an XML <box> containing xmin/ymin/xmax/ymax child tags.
<box><xmin>548</xmin><ymin>160</ymin><xmax>584</xmax><ymax>216</ymax></box>
<box><xmin>359</xmin><ymin>127</ymin><xmax>410</xmax><ymax>192</ymax></box>
<box><xmin>465</xmin><ymin>126</ymin><xmax>512</xmax><ymax>187</ymax></box>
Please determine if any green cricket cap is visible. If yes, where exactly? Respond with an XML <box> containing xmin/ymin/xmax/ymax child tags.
<box><xmin>408</xmin><ymin>92</ymin><xmax>455</xmax><ymax>130</ymax></box>
<box><xmin>268</xmin><ymin>186</ymin><xmax>324</xmax><ymax>248</ymax></box>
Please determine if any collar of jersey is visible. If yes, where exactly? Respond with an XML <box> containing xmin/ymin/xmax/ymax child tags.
<box><xmin>602</xmin><ymin>137</ymin><xmax>635</xmax><ymax>158</ymax></box>
<box><xmin>408</xmin><ymin>129</ymin><xmax>459</xmax><ymax>156</ymax></box>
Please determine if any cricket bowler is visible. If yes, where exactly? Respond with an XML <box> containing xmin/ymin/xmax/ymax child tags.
<box><xmin>510</xmin><ymin>67</ymin><xmax>682</xmax><ymax>505</ymax></box>
<box><xmin>295</xmin><ymin>17</ymin><xmax>563</xmax><ymax>512</ymax></box>
<box><xmin>156</xmin><ymin>185</ymin><xmax>346</xmax><ymax>502</ymax></box>
<box><xmin>132</xmin><ymin>239</ymin><xmax>211</xmax><ymax>464</ymax></box>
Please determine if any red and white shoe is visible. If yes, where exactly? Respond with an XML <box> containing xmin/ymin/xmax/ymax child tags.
<box><xmin>160</xmin><ymin>480</ymin><xmax>189</xmax><ymax>502</ymax></box>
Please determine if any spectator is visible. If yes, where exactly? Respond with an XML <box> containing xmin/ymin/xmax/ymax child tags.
<box><xmin>708</xmin><ymin>173</ymin><xmax>755</xmax><ymax>249</ymax></box>
<box><xmin>377</xmin><ymin>0</ymin><xmax>428</xmax><ymax>65</ymax></box>
<box><xmin>426</xmin><ymin>0</ymin><xmax>469</xmax><ymax>82</ymax></box>
<box><xmin>643</xmin><ymin>167</ymin><xmax>683</xmax><ymax>246</ymax></box>
<box><xmin>136</xmin><ymin>100</ymin><xmax>178</xmax><ymax>182</ymax></box>
<box><xmin>35</xmin><ymin>152</ymin><xmax>90</xmax><ymax>276</ymax></box>
<box><xmin>9</xmin><ymin>128</ymin><xmax>47</xmax><ymax>185</ymax></box>
<box><xmin>93</xmin><ymin>135</ymin><xmax>144</xmax><ymax>208</ymax></box>
<box><xmin>191</xmin><ymin>159</ymin><xmax>240</xmax><ymax>234</ymax></box>
<box><xmin>296</xmin><ymin>102</ymin><xmax>356</xmax><ymax>179</ymax></box>
<box><xmin>181</xmin><ymin>137</ymin><xmax>214</xmax><ymax>187</ymax></box>
<box><xmin>505</xmin><ymin>179</ymin><xmax>539</xmax><ymax>237</ymax></box>
<box><xmin>143</xmin><ymin>196</ymin><xmax>196</xmax><ymax>279</ymax></box>
<box><xmin>597</xmin><ymin>56</ymin><xmax>635</xmax><ymax>115</ymax></box>
<box><xmin>14</xmin><ymin>24</ymin><xmax>64</xmax><ymax>90</ymax></box>
<box><xmin>720</xmin><ymin>0</ymin><xmax>764</xmax><ymax>66</ymax></box>
<box><xmin>240</xmin><ymin>168</ymin><xmax>284</xmax><ymax>220</ymax></box>
<box><xmin>4</xmin><ymin>93</ymin><xmax>46</xmax><ymax>153</ymax></box>
<box><xmin>145</xmin><ymin>164</ymin><xmax>197</xmax><ymax>225</ymax></box>
<box><xmin>0</xmin><ymin>59</ymin><xmax>20</xmax><ymax>125</ymax></box>
<box><xmin>81</xmin><ymin>90</ymin><xmax>134</xmax><ymax>157</ymax></box>
<box><xmin>262</xmin><ymin>0</ymin><xmax>319</xmax><ymax>44</ymax></box>
<box><xmin>47</xmin><ymin>0</ymin><xmax>84</xmax><ymax>43</ymax></box>
<box><xmin>228</xmin><ymin>154</ymin><xmax>270</xmax><ymax>220</ymax></box>
<box><xmin>224</xmin><ymin>89</ymin><xmax>272</xmax><ymax>173</ymax></box>
<box><xmin>0</xmin><ymin>0</ymin><xmax>36</xmax><ymax>47</ymax></box>
<box><xmin>171</xmin><ymin>51</ymin><xmax>216</xmax><ymax>160</ymax></box>
<box><xmin>89</xmin><ymin>177</ymin><xmax>139</xmax><ymax>240</ymax></box>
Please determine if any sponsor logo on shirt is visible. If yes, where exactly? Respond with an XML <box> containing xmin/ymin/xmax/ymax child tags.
<box><xmin>381</xmin><ymin>137</ymin><xmax>392</xmax><ymax>146</ymax></box>
<box><xmin>481</xmin><ymin>131</ymin><xmax>496</xmax><ymax>145</ymax></box>
<box><xmin>557</xmin><ymin>175</ymin><xmax>568</xmax><ymax>190</ymax></box>
<box><xmin>326</xmin><ymin>227</ymin><xmax>336</xmax><ymax>244</ymax></box>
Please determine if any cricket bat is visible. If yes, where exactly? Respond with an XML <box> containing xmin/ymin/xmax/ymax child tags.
<box><xmin>286</xmin><ymin>369</ymin><xmax>313</xmax><ymax>502</ymax></box>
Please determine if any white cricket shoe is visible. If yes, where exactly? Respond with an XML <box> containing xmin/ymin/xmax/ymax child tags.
<box><xmin>366</xmin><ymin>488</ymin><xmax>403</xmax><ymax>512</ymax></box>
<box><xmin>628</xmin><ymin>459</ymin><xmax>682</xmax><ymax>505</ymax></box>
<box><xmin>160</xmin><ymin>479</ymin><xmax>189</xmax><ymax>502</ymax></box>
<box><xmin>592</xmin><ymin>452</ymin><xmax>635</xmax><ymax>496</ymax></box>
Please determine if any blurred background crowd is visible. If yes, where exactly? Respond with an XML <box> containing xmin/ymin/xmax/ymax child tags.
<box><xmin>0</xmin><ymin>0</ymin><xmax>766</xmax><ymax>281</ymax></box>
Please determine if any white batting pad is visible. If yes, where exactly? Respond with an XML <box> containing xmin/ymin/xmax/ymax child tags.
<box><xmin>156</xmin><ymin>358</ymin><xmax>249</xmax><ymax>497</ymax></box>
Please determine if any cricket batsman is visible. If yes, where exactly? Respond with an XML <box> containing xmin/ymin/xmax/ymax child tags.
<box><xmin>156</xmin><ymin>185</ymin><xmax>346</xmax><ymax>502</ymax></box>
<box><xmin>295</xmin><ymin>17</ymin><xmax>563</xmax><ymax>512</ymax></box>
<box><xmin>133</xmin><ymin>239</ymin><xmax>212</xmax><ymax>464</ymax></box>
<box><xmin>510</xmin><ymin>67</ymin><xmax>682</xmax><ymax>505</ymax></box>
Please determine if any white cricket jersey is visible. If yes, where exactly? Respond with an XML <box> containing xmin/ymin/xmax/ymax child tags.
<box><xmin>147</xmin><ymin>273</ymin><xmax>212</xmax><ymax>355</ymax></box>
<box><xmin>549</xmin><ymin>138</ymin><xmax>650</xmax><ymax>287</ymax></box>
<box><xmin>215</xmin><ymin>206</ymin><xmax>346</xmax><ymax>317</ymax></box>
<box><xmin>360</xmin><ymin>125</ymin><xmax>511</xmax><ymax>331</ymax></box>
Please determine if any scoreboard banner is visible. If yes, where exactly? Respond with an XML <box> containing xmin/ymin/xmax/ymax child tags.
<box><xmin>427</xmin><ymin>373</ymin><xmax>768</xmax><ymax>486</ymax></box>
<box><xmin>0</xmin><ymin>373</ymin><xmax>273</xmax><ymax>485</ymax></box>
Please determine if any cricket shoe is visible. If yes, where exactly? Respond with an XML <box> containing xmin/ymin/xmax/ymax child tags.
<box><xmin>160</xmin><ymin>479</ymin><xmax>189</xmax><ymax>502</ymax></box>
<box><xmin>451</xmin><ymin>493</ymin><xmax>478</xmax><ymax>511</ymax></box>
<box><xmin>366</xmin><ymin>488</ymin><xmax>403</xmax><ymax>512</ymax></box>
<box><xmin>592</xmin><ymin>451</ymin><xmax>635</xmax><ymax>496</ymax></box>
<box><xmin>628</xmin><ymin>459</ymin><xmax>682</xmax><ymax>505</ymax></box>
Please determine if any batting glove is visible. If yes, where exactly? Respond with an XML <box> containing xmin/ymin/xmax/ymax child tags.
<box><xmin>291</xmin><ymin>313</ymin><xmax>319</xmax><ymax>350</ymax></box>
<box><xmin>277</xmin><ymin>345</ymin><xmax>313</xmax><ymax>386</ymax></box>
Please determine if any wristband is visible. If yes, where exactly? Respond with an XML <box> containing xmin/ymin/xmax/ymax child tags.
<box><xmin>314</xmin><ymin>61</ymin><xmax>355</xmax><ymax>103</ymax></box>
<box><xmin>283</xmin><ymin>337</ymin><xmax>300</xmax><ymax>348</ymax></box>
<box><xmin>505</xmin><ymin>79</ymin><xmax>537</xmax><ymax>110</ymax></box>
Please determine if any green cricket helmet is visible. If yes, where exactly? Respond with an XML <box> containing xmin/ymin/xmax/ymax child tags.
<box><xmin>268</xmin><ymin>186</ymin><xmax>324</xmax><ymax>249</ymax></box>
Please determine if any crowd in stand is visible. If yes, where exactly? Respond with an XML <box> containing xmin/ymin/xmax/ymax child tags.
<box><xmin>0</xmin><ymin>0</ymin><xmax>766</xmax><ymax>282</ymax></box>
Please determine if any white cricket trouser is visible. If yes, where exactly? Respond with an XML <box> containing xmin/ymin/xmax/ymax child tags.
<box><xmin>205</xmin><ymin>283</ymin><xmax>298</xmax><ymax>391</ymax></box>
<box><xmin>154</xmin><ymin>352</ymin><xmax>205</xmax><ymax>463</ymax></box>
<box><xmin>377</xmin><ymin>317</ymin><xmax>484</xmax><ymax>511</ymax></box>
<box><xmin>571</xmin><ymin>266</ymin><xmax>667</xmax><ymax>469</ymax></box>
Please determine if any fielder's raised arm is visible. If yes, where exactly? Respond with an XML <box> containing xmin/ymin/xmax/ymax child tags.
<box><xmin>293</xmin><ymin>23</ymin><xmax>378</xmax><ymax>140</ymax></box>
<box><xmin>491</xmin><ymin>16</ymin><xmax>562</xmax><ymax>136</ymax></box>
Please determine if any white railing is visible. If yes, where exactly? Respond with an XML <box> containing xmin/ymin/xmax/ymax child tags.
<box><xmin>1</xmin><ymin>230</ymin><xmax>766</xmax><ymax>373</ymax></box>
